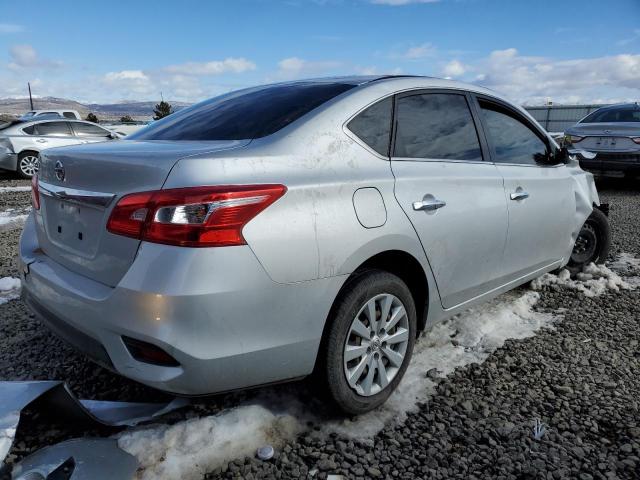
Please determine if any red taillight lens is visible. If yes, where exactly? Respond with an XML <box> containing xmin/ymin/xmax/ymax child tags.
<box><xmin>31</xmin><ymin>174</ymin><xmax>40</xmax><ymax>210</ymax></box>
<box><xmin>107</xmin><ymin>185</ymin><xmax>287</xmax><ymax>247</ymax></box>
<box><xmin>632</xmin><ymin>137</ymin><xmax>640</xmax><ymax>145</ymax></box>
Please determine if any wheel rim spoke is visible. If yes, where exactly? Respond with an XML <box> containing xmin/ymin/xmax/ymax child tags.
<box><xmin>344</xmin><ymin>343</ymin><xmax>369</xmax><ymax>362</ymax></box>
<box><xmin>382</xmin><ymin>346</ymin><xmax>404</xmax><ymax>367</ymax></box>
<box><xmin>383</xmin><ymin>305</ymin><xmax>405</xmax><ymax>333</ymax></box>
<box><xmin>383</xmin><ymin>327</ymin><xmax>409</xmax><ymax>345</ymax></box>
<box><xmin>378</xmin><ymin>295</ymin><xmax>392</xmax><ymax>333</ymax></box>
<box><xmin>377</xmin><ymin>357</ymin><xmax>389</xmax><ymax>389</ymax></box>
<box><xmin>347</xmin><ymin>355</ymin><xmax>369</xmax><ymax>388</ymax></box>
<box><xmin>360</xmin><ymin>355</ymin><xmax>376</xmax><ymax>396</ymax></box>
<box><xmin>351</xmin><ymin>318</ymin><xmax>370</xmax><ymax>340</ymax></box>
<box><xmin>365</xmin><ymin>299</ymin><xmax>378</xmax><ymax>334</ymax></box>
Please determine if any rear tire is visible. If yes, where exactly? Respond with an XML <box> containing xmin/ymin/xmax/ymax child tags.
<box><xmin>566</xmin><ymin>208</ymin><xmax>611</xmax><ymax>274</ymax></box>
<box><xmin>320</xmin><ymin>270</ymin><xmax>417</xmax><ymax>415</ymax></box>
<box><xmin>17</xmin><ymin>151</ymin><xmax>39</xmax><ymax>179</ymax></box>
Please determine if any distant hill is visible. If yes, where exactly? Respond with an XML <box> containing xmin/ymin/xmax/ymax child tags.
<box><xmin>0</xmin><ymin>96</ymin><xmax>192</xmax><ymax>121</ymax></box>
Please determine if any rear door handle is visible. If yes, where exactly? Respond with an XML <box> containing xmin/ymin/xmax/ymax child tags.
<box><xmin>510</xmin><ymin>191</ymin><xmax>530</xmax><ymax>201</ymax></box>
<box><xmin>36</xmin><ymin>139</ymin><xmax>47</xmax><ymax>144</ymax></box>
<box><xmin>413</xmin><ymin>198</ymin><xmax>446</xmax><ymax>211</ymax></box>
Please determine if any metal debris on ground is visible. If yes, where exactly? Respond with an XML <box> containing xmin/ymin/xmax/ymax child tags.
<box><xmin>11</xmin><ymin>438</ymin><xmax>138</xmax><ymax>480</ymax></box>
<box><xmin>256</xmin><ymin>445</ymin><xmax>275</xmax><ymax>461</ymax></box>
<box><xmin>532</xmin><ymin>418</ymin><xmax>547</xmax><ymax>441</ymax></box>
<box><xmin>0</xmin><ymin>380</ymin><xmax>189</xmax><ymax>463</ymax></box>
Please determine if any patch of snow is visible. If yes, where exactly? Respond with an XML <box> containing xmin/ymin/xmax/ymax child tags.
<box><xmin>0</xmin><ymin>208</ymin><xmax>29</xmax><ymax>232</ymax></box>
<box><xmin>0</xmin><ymin>277</ymin><xmax>21</xmax><ymax>305</ymax></box>
<box><xmin>531</xmin><ymin>262</ymin><xmax>636</xmax><ymax>298</ymax></box>
<box><xmin>0</xmin><ymin>412</ymin><xmax>19</xmax><ymax>463</ymax></box>
<box><xmin>0</xmin><ymin>186</ymin><xmax>31</xmax><ymax>193</ymax></box>
<box><xmin>118</xmin><ymin>405</ymin><xmax>302</xmax><ymax>480</ymax></box>
<box><xmin>118</xmin><ymin>290</ymin><xmax>558</xmax><ymax>477</ymax></box>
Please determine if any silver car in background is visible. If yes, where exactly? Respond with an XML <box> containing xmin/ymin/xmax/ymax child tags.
<box><xmin>20</xmin><ymin>76</ymin><xmax>609</xmax><ymax>414</ymax></box>
<box><xmin>564</xmin><ymin>103</ymin><xmax>640</xmax><ymax>178</ymax></box>
<box><xmin>0</xmin><ymin>118</ymin><xmax>119</xmax><ymax>178</ymax></box>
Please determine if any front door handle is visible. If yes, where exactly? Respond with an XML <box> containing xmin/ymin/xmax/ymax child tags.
<box><xmin>36</xmin><ymin>139</ymin><xmax>48</xmax><ymax>144</ymax></box>
<box><xmin>510</xmin><ymin>191</ymin><xmax>530</xmax><ymax>201</ymax></box>
<box><xmin>413</xmin><ymin>198</ymin><xmax>446</xmax><ymax>211</ymax></box>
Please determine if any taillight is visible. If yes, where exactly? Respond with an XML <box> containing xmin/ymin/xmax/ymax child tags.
<box><xmin>632</xmin><ymin>137</ymin><xmax>640</xmax><ymax>145</ymax></box>
<box><xmin>107</xmin><ymin>184</ymin><xmax>287</xmax><ymax>247</ymax></box>
<box><xmin>31</xmin><ymin>174</ymin><xmax>40</xmax><ymax>210</ymax></box>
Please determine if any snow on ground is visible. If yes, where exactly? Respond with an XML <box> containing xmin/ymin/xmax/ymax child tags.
<box><xmin>531</xmin><ymin>261</ymin><xmax>638</xmax><ymax>297</ymax></box>
<box><xmin>0</xmin><ymin>186</ymin><xmax>31</xmax><ymax>193</ymax></box>
<box><xmin>0</xmin><ymin>277</ymin><xmax>21</xmax><ymax>305</ymax></box>
<box><xmin>113</xmin><ymin>253</ymin><xmax>639</xmax><ymax>479</ymax></box>
<box><xmin>0</xmin><ymin>208</ymin><xmax>29</xmax><ymax>232</ymax></box>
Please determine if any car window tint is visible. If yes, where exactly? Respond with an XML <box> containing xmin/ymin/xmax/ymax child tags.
<box><xmin>393</xmin><ymin>93</ymin><xmax>482</xmax><ymax>161</ymax></box>
<box><xmin>33</xmin><ymin>122</ymin><xmax>72</xmax><ymax>136</ymax></box>
<box><xmin>129</xmin><ymin>82</ymin><xmax>356</xmax><ymax>141</ymax></box>
<box><xmin>581</xmin><ymin>107</ymin><xmax>640</xmax><ymax>123</ymax></box>
<box><xmin>347</xmin><ymin>97</ymin><xmax>392</xmax><ymax>156</ymax></box>
<box><xmin>72</xmin><ymin>122</ymin><xmax>110</xmax><ymax>137</ymax></box>
<box><xmin>480</xmin><ymin>103</ymin><xmax>547</xmax><ymax>165</ymax></box>
<box><xmin>22</xmin><ymin>125</ymin><xmax>35</xmax><ymax>135</ymax></box>
<box><xmin>63</xmin><ymin>112</ymin><xmax>76</xmax><ymax>119</ymax></box>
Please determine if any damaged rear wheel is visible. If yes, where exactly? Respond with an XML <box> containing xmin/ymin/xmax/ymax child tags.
<box><xmin>567</xmin><ymin>208</ymin><xmax>611</xmax><ymax>274</ymax></box>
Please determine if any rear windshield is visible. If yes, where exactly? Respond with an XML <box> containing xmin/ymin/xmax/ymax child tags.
<box><xmin>581</xmin><ymin>106</ymin><xmax>640</xmax><ymax>123</ymax></box>
<box><xmin>129</xmin><ymin>82</ymin><xmax>356</xmax><ymax>141</ymax></box>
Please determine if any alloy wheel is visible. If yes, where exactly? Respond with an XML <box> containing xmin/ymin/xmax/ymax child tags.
<box><xmin>19</xmin><ymin>155</ymin><xmax>39</xmax><ymax>177</ymax></box>
<box><xmin>343</xmin><ymin>293</ymin><xmax>410</xmax><ymax>397</ymax></box>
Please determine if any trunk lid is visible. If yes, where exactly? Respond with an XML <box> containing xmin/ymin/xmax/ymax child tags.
<box><xmin>569</xmin><ymin>123</ymin><xmax>640</xmax><ymax>152</ymax></box>
<box><xmin>36</xmin><ymin>139</ymin><xmax>249</xmax><ymax>286</ymax></box>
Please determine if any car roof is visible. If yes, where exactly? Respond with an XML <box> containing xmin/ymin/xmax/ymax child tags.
<box><xmin>589</xmin><ymin>103</ymin><xmax>640</xmax><ymax>112</ymax></box>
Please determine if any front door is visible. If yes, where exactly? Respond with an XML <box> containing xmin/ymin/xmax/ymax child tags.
<box><xmin>476</xmin><ymin>98</ymin><xmax>575</xmax><ymax>280</ymax></box>
<box><xmin>391</xmin><ymin>91</ymin><xmax>508</xmax><ymax>309</ymax></box>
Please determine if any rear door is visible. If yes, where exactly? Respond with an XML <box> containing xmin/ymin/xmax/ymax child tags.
<box><xmin>69</xmin><ymin>121</ymin><xmax>114</xmax><ymax>144</ymax></box>
<box><xmin>391</xmin><ymin>90</ymin><xmax>508</xmax><ymax>309</ymax></box>
<box><xmin>31</xmin><ymin>121</ymin><xmax>83</xmax><ymax>150</ymax></box>
<box><xmin>474</xmin><ymin>96</ymin><xmax>575</xmax><ymax>280</ymax></box>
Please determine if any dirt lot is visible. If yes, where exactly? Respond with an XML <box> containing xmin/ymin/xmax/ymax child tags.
<box><xmin>1</xmin><ymin>173</ymin><xmax>639</xmax><ymax>480</ymax></box>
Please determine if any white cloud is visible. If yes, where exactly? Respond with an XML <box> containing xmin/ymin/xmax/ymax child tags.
<box><xmin>617</xmin><ymin>29</ymin><xmax>640</xmax><ymax>47</ymax></box>
<box><xmin>164</xmin><ymin>58</ymin><xmax>256</xmax><ymax>76</ymax></box>
<box><xmin>275</xmin><ymin>57</ymin><xmax>343</xmax><ymax>79</ymax></box>
<box><xmin>474</xmin><ymin>48</ymin><xmax>640</xmax><ymax>104</ymax></box>
<box><xmin>399</xmin><ymin>42</ymin><xmax>437</xmax><ymax>60</ymax></box>
<box><xmin>371</xmin><ymin>0</ymin><xmax>439</xmax><ymax>5</ymax></box>
<box><xmin>103</xmin><ymin>70</ymin><xmax>154</xmax><ymax>96</ymax></box>
<box><xmin>442</xmin><ymin>59</ymin><xmax>466</xmax><ymax>77</ymax></box>
<box><xmin>0</xmin><ymin>24</ymin><xmax>24</xmax><ymax>34</ymax></box>
<box><xmin>7</xmin><ymin>44</ymin><xmax>61</xmax><ymax>70</ymax></box>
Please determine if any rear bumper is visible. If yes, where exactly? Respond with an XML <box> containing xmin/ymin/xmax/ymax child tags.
<box><xmin>0</xmin><ymin>151</ymin><xmax>17</xmax><ymax>171</ymax></box>
<box><xmin>19</xmin><ymin>213</ymin><xmax>344</xmax><ymax>395</ymax></box>
<box><xmin>580</xmin><ymin>151</ymin><xmax>640</xmax><ymax>176</ymax></box>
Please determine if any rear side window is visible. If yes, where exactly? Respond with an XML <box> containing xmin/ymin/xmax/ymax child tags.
<box><xmin>22</xmin><ymin>125</ymin><xmax>35</xmax><ymax>135</ymax></box>
<box><xmin>72</xmin><ymin>122</ymin><xmax>110</xmax><ymax>137</ymax></box>
<box><xmin>33</xmin><ymin>122</ymin><xmax>72</xmax><ymax>136</ymax></box>
<box><xmin>581</xmin><ymin>106</ymin><xmax>640</xmax><ymax>123</ymax></box>
<box><xmin>130</xmin><ymin>83</ymin><xmax>356</xmax><ymax>141</ymax></box>
<box><xmin>393</xmin><ymin>93</ymin><xmax>482</xmax><ymax>161</ymax></box>
<box><xmin>479</xmin><ymin>102</ymin><xmax>547</xmax><ymax>165</ymax></box>
<box><xmin>348</xmin><ymin>97</ymin><xmax>392</xmax><ymax>156</ymax></box>
<box><xmin>63</xmin><ymin>112</ymin><xmax>76</xmax><ymax>119</ymax></box>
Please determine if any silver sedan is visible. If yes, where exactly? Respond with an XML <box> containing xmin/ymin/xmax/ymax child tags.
<box><xmin>20</xmin><ymin>76</ymin><xmax>609</xmax><ymax>414</ymax></box>
<box><xmin>0</xmin><ymin>118</ymin><xmax>118</xmax><ymax>178</ymax></box>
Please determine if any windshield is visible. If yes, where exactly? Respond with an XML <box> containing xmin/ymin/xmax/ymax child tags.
<box><xmin>581</xmin><ymin>106</ymin><xmax>640</xmax><ymax>123</ymax></box>
<box><xmin>129</xmin><ymin>82</ymin><xmax>356</xmax><ymax>141</ymax></box>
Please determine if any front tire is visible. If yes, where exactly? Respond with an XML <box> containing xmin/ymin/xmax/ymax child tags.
<box><xmin>566</xmin><ymin>208</ymin><xmax>611</xmax><ymax>274</ymax></box>
<box><xmin>17</xmin><ymin>151</ymin><xmax>40</xmax><ymax>179</ymax></box>
<box><xmin>321</xmin><ymin>270</ymin><xmax>417</xmax><ymax>415</ymax></box>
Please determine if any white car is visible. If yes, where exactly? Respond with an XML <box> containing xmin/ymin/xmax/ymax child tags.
<box><xmin>0</xmin><ymin>118</ymin><xmax>118</xmax><ymax>178</ymax></box>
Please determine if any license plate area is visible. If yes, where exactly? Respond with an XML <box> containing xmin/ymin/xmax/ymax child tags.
<box><xmin>42</xmin><ymin>196</ymin><xmax>103</xmax><ymax>257</ymax></box>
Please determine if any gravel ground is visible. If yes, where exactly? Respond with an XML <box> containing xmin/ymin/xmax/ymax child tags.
<box><xmin>0</xmin><ymin>175</ymin><xmax>639</xmax><ymax>479</ymax></box>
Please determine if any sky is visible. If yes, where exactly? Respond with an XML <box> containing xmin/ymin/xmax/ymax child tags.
<box><xmin>0</xmin><ymin>0</ymin><xmax>639</xmax><ymax>106</ymax></box>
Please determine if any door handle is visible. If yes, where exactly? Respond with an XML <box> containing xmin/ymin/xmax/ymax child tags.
<box><xmin>510</xmin><ymin>191</ymin><xmax>530</xmax><ymax>201</ymax></box>
<box><xmin>36</xmin><ymin>139</ymin><xmax>47</xmax><ymax>143</ymax></box>
<box><xmin>413</xmin><ymin>198</ymin><xmax>446</xmax><ymax>211</ymax></box>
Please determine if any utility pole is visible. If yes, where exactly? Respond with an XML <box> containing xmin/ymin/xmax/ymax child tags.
<box><xmin>28</xmin><ymin>82</ymin><xmax>34</xmax><ymax>110</ymax></box>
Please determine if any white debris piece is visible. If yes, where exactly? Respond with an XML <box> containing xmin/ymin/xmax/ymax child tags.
<box><xmin>531</xmin><ymin>263</ymin><xmax>634</xmax><ymax>297</ymax></box>
<box><xmin>118</xmin><ymin>405</ymin><xmax>302</xmax><ymax>480</ymax></box>
<box><xmin>0</xmin><ymin>277</ymin><xmax>21</xmax><ymax>305</ymax></box>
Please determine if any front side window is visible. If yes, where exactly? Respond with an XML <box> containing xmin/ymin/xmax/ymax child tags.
<box><xmin>393</xmin><ymin>93</ymin><xmax>482</xmax><ymax>161</ymax></box>
<box><xmin>479</xmin><ymin>102</ymin><xmax>547</xmax><ymax>165</ymax></box>
<box><xmin>581</xmin><ymin>106</ymin><xmax>640</xmax><ymax>123</ymax></box>
<box><xmin>347</xmin><ymin>97</ymin><xmax>392</xmax><ymax>156</ymax></box>
<box><xmin>72</xmin><ymin>122</ymin><xmax>110</xmax><ymax>137</ymax></box>
<box><xmin>33</xmin><ymin>122</ymin><xmax>72</xmax><ymax>136</ymax></box>
<box><xmin>130</xmin><ymin>82</ymin><xmax>356</xmax><ymax>141</ymax></box>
